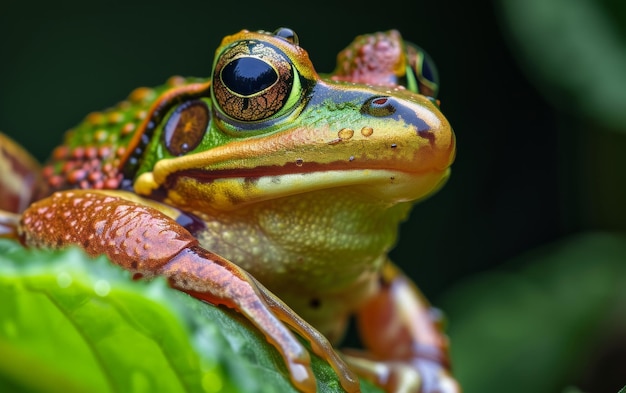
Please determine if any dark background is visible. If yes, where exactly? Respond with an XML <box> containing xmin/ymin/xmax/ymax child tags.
<box><xmin>2</xmin><ymin>1</ymin><xmax>625</xmax><ymax>392</ymax></box>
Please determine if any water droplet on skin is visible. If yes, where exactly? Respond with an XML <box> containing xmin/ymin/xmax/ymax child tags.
<box><xmin>360</xmin><ymin>126</ymin><xmax>373</xmax><ymax>137</ymax></box>
<box><xmin>337</xmin><ymin>128</ymin><xmax>354</xmax><ymax>140</ymax></box>
<box><xmin>57</xmin><ymin>272</ymin><xmax>72</xmax><ymax>288</ymax></box>
<box><xmin>94</xmin><ymin>280</ymin><xmax>111</xmax><ymax>297</ymax></box>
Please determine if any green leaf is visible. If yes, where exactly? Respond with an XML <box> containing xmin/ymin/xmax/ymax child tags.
<box><xmin>0</xmin><ymin>239</ymin><xmax>381</xmax><ymax>393</ymax></box>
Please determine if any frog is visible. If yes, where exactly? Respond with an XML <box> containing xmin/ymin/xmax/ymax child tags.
<box><xmin>0</xmin><ymin>28</ymin><xmax>458</xmax><ymax>393</ymax></box>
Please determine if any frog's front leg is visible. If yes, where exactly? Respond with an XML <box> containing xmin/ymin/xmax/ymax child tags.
<box><xmin>19</xmin><ymin>190</ymin><xmax>359</xmax><ymax>393</ymax></box>
<box><xmin>345</xmin><ymin>262</ymin><xmax>460</xmax><ymax>393</ymax></box>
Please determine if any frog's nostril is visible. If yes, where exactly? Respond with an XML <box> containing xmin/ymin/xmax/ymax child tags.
<box><xmin>361</xmin><ymin>96</ymin><xmax>396</xmax><ymax>117</ymax></box>
<box><xmin>362</xmin><ymin>95</ymin><xmax>432</xmax><ymax>134</ymax></box>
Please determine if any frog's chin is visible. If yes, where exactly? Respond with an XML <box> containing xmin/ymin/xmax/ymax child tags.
<box><xmin>135</xmin><ymin>167</ymin><xmax>450</xmax><ymax>211</ymax></box>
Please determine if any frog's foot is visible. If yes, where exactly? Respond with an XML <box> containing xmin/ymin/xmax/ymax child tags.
<box><xmin>162</xmin><ymin>246</ymin><xmax>360</xmax><ymax>393</ymax></box>
<box><xmin>352</xmin><ymin>262</ymin><xmax>461</xmax><ymax>393</ymax></box>
<box><xmin>255</xmin><ymin>281</ymin><xmax>361</xmax><ymax>392</ymax></box>
<box><xmin>19</xmin><ymin>190</ymin><xmax>360</xmax><ymax>393</ymax></box>
<box><xmin>342</xmin><ymin>349</ymin><xmax>459</xmax><ymax>393</ymax></box>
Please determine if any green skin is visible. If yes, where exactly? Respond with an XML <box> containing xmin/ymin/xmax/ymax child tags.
<box><xmin>3</xmin><ymin>28</ymin><xmax>457</xmax><ymax>393</ymax></box>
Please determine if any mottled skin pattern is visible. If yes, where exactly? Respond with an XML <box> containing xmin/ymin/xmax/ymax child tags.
<box><xmin>1</xmin><ymin>28</ymin><xmax>459</xmax><ymax>393</ymax></box>
<box><xmin>42</xmin><ymin>77</ymin><xmax>206</xmax><ymax>193</ymax></box>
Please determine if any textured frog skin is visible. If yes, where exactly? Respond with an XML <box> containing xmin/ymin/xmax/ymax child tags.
<box><xmin>1</xmin><ymin>28</ymin><xmax>459</xmax><ymax>393</ymax></box>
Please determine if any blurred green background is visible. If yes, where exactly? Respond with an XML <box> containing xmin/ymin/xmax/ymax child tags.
<box><xmin>1</xmin><ymin>0</ymin><xmax>625</xmax><ymax>391</ymax></box>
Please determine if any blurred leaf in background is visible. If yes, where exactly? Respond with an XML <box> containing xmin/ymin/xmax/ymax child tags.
<box><xmin>495</xmin><ymin>0</ymin><xmax>626</xmax><ymax>230</ymax></box>
<box><xmin>439</xmin><ymin>0</ymin><xmax>626</xmax><ymax>392</ymax></box>
<box><xmin>441</xmin><ymin>232</ymin><xmax>626</xmax><ymax>393</ymax></box>
<box><xmin>496</xmin><ymin>0</ymin><xmax>626</xmax><ymax>132</ymax></box>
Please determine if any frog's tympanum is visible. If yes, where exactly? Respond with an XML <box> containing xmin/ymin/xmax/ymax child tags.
<box><xmin>0</xmin><ymin>28</ymin><xmax>458</xmax><ymax>392</ymax></box>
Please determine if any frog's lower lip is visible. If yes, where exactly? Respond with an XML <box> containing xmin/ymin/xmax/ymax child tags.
<box><xmin>169</xmin><ymin>160</ymin><xmax>415</xmax><ymax>180</ymax></box>
<box><xmin>164</xmin><ymin>163</ymin><xmax>450</xmax><ymax>208</ymax></box>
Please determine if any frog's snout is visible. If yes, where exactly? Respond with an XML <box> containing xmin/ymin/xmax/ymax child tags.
<box><xmin>357</xmin><ymin>93</ymin><xmax>455</xmax><ymax>173</ymax></box>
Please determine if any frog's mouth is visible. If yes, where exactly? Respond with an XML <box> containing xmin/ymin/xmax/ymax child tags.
<box><xmin>134</xmin><ymin>91</ymin><xmax>455</xmax><ymax>210</ymax></box>
<box><xmin>135</xmin><ymin>120</ymin><xmax>454</xmax><ymax>210</ymax></box>
<box><xmin>168</xmin><ymin>162</ymin><xmax>450</xmax><ymax>208</ymax></box>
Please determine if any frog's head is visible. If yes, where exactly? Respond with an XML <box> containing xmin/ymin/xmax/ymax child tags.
<box><xmin>134</xmin><ymin>28</ymin><xmax>455</xmax><ymax>211</ymax></box>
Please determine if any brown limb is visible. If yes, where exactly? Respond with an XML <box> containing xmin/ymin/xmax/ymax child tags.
<box><xmin>19</xmin><ymin>190</ymin><xmax>359</xmax><ymax>393</ymax></box>
<box><xmin>349</xmin><ymin>262</ymin><xmax>460</xmax><ymax>393</ymax></box>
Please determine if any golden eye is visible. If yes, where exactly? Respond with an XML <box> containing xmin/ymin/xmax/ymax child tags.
<box><xmin>212</xmin><ymin>40</ymin><xmax>294</xmax><ymax>122</ymax></box>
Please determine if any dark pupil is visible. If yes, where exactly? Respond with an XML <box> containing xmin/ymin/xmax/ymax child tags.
<box><xmin>221</xmin><ymin>57</ymin><xmax>278</xmax><ymax>96</ymax></box>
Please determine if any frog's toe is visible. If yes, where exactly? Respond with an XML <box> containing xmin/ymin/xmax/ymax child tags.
<box><xmin>286</xmin><ymin>361</ymin><xmax>317</xmax><ymax>393</ymax></box>
<box><xmin>342</xmin><ymin>350</ymin><xmax>460</xmax><ymax>393</ymax></box>
<box><xmin>258</xmin><ymin>285</ymin><xmax>361</xmax><ymax>393</ymax></box>
<box><xmin>413</xmin><ymin>358</ymin><xmax>460</xmax><ymax>393</ymax></box>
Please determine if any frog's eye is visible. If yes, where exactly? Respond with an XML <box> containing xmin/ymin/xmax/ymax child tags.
<box><xmin>212</xmin><ymin>39</ymin><xmax>297</xmax><ymax>124</ymax></box>
<box><xmin>401</xmin><ymin>43</ymin><xmax>440</xmax><ymax>98</ymax></box>
<box><xmin>163</xmin><ymin>100</ymin><xmax>210</xmax><ymax>156</ymax></box>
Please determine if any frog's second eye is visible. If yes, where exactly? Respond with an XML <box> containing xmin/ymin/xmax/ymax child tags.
<box><xmin>403</xmin><ymin>43</ymin><xmax>440</xmax><ymax>98</ymax></box>
<box><xmin>212</xmin><ymin>40</ymin><xmax>295</xmax><ymax>123</ymax></box>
